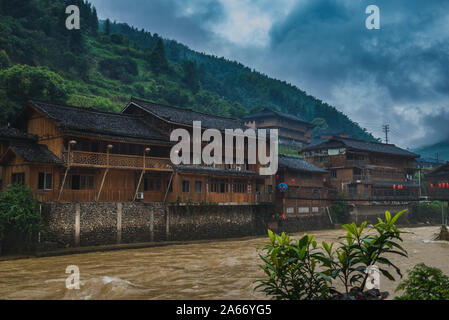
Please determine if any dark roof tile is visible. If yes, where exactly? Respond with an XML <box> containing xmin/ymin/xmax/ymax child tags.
<box><xmin>8</xmin><ymin>141</ymin><xmax>63</xmax><ymax>164</ymax></box>
<box><xmin>243</xmin><ymin>108</ymin><xmax>314</xmax><ymax>127</ymax></box>
<box><xmin>303</xmin><ymin>137</ymin><xmax>419</xmax><ymax>158</ymax></box>
<box><xmin>128</xmin><ymin>97</ymin><xmax>244</xmax><ymax>130</ymax></box>
<box><xmin>279</xmin><ymin>155</ymin><xmax>328</xmax><ymax>173</ymax></box>
<box><xmin>29</xmin><ymin>100</ymin><xmax>167</xmax><ymax>142</ymax></box>
<box><xmin>0</xmin><ymin>127</ymin><xmax>36</xmax><ymax>141</ymax></box>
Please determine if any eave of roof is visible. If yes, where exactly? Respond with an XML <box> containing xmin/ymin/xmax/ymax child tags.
<box><xmin>302</xmin><ymin>137</ymin><xmax>419</xmax><ymax>158</ymax></box>
<box><xmin>1</xmin><ymin>141</ymin><xmax>63</xmax><ymax>165</ymax></box>
<box><xmin>27</xmin><ymin>100</ymin><xmax>167</xmax><ymax>142</ymax></box>
<box><xmin>127</xmin><ymin>97</ymin><xmax>245</xmax><ymax>131</ymax></box>
<box><xmin>243</xmin><ymin>108</ymin><xmax>314</xmax><ymax>128</ymax></box>
<box><xmin>174</xmin><ymin>165</ymin><xmax>259</xmax><ymax>177</ymax></box>
<box><xmin>278</xmin><ymin>155</ymin><xmax>328</xmax><ymax>173</ymax></box>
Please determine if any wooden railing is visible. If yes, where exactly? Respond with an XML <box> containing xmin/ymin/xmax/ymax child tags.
<box><xmin>63</xmin><ymin>151</ymin><xmax>173</xmax><ymax>171</ymax></box>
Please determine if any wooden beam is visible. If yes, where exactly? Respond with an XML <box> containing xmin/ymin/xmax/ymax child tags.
<box><xmin>133</xmin><ymin>170</ymin><xmax>145</xmax><ymax>202</ymax></box>
<box><xmin>163</xmin><ymin>172</ymin><xmax>175</xmax><ymax>202</ymax></box>
<box><xmin>58</xmin><ymin>166</ymin><xmax>70</xmax><ymax>201</ymax></box>
<box><xmin>96</xmin><ymin>168</ymin><xmax>109</xmax><ymax>202</ymax></box>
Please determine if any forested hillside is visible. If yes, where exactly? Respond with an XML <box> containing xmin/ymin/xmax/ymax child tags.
<box><xmin>0</xmin><ymin>0</ymin><xmax>375</xmax><ymax>141</ymax></box>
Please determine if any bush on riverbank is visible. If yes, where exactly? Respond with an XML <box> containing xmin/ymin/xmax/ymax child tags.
<box><xmin>255</xmin><ymin>210</ymin><xmax>408</xmax><ymax>300</ymax></box>
<box><xmin>0</xmin><ymin>184</ymin><xmax>45</xmax><ymax>254</ymax></box>
<box><xmin>409</xmin><ymin>201</ymin><xmax>445</xmax><ymax>224</ymax></box>
<box><xmin>395</xmin><ymin>263</ymin><xmax>449</xmax><ymax>300</ymax></box>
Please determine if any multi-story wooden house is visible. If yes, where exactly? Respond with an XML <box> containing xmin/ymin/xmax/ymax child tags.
<box><xmin>425</xmin><ymin>162</ymin><xmax>449</xmax><ymax>200</ymax></box>
<box><xmin>243</xmin><ymin>108</ymin><xmax>314</xmax><ymax>147</ymax></box>
<box><xmin>0</xmin><ymin>99</ymin><xmax>268</xmax><ymax>204</ymax></box>
<box><xmin>272</xmin><ymin>156</ymin><xmax>331</xmax><ymax>217</ymax></box>
<box><xmin>302</xmin><ymin>137</ymin><xmax>420</xmax><ymax>201</ymax></box>
<box><xmin>122</xmin><ymin>98</ymin><xmax>269</xmax><ymax>203</ymax></box>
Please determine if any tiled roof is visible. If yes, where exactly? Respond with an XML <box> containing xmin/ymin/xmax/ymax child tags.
<box><xmin>278</xmin><ymin>155</ymin><xmax>328</xmax><ymax>173</ymax></box>
<box><xmin>0</xmin><ymin>127</ymin><xmax>36</xmax><ymax>141</ymax></box>
<box><xmin>426</xmin><ymin>163</ymin><xmax>449</xmax><ymax>178</ymax></box>
<box><xmin>29</xmin><ymin>101</ymin><xmax>167</xmax><ymax>142</ymax></box>
<box><xmin>303</xmin><ymin>137</ymin><xmax>419</xmax><ymax>158</ymax></box>
<box><xmin>174</xmin><ymin>165</ymin><xmax>259</xmax><ymax>177</ymax></box>
<box><xmin>8</xmin><ymin>141</ymin><xmax>63</xmax><ymax>164</ymax></box>
<box><xmin>127</xmin><ymin>97</ymin><xmax>244</xmax><ymax>130</ymax></box>
<box><xmin>243</xmin><ymin>108</ymin><xmax>314</xmax><ymax>127</ymax></box>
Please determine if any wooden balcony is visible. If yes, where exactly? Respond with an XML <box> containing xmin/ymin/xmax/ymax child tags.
<box><xmin>63</xmin><ymin>151</ymin><xmax>173</xmax><ymax>171</ymax></box>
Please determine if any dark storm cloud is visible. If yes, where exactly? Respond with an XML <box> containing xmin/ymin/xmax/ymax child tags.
<box><xmin>89</xmin><ymin>0</ymin><xmax>449</xmax><ymax>148</ymax></box>
<box><xmin>266</xmin><ymin>0</ymin><xmax>449</xmax><ymax>147</ymax></box>
<box><xmin>89</xmin><ymin>0</ymin><xmax>225</xmax><ymax>49</ymax></box>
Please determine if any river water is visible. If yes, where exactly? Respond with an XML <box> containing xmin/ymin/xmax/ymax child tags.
<box><xmin>0</xmin><ymin>226</ymin><xmax>448</xmax><ymax>300</ymax></box>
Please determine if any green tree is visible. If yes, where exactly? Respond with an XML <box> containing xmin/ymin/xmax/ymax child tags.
<box><xmin>0</xmin><ymin>50</ymin><xmax>11</xmax><ymax>69</ymax></box>
<box><xmin>149</xmin><ymin>37</ymin><xmax>169</xmax><ymax>75</ymax></box>
<box><xmin>312</xmin><ymin>118</ymin><xmax>329</xmax><ymax>132</ymax></box>
<box><xmin>0</xmin><ymin>184</ymin><xmax>45</xmax><ymax>251</ymax></box>
<box><xmin>182</xmin><ymin>60</ymin><xmax>200</xmax><ymax>93</ymax></box>
<box><xmin>0</xmin><ymin>65</ymin><xmax>68</xmax><ymax>124</ymax></box>
<box><xmin>395</xmin><ymin>263</ymin><xmax>449</xmax><ymax>300</ymax></box>
<box><xmin>105</xmin><ymin>18</ymin><xmax>111</xmax><ymax>35</ymax></box>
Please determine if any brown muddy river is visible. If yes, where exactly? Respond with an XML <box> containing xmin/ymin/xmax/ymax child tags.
<box><xmin>0</xmin><ymin>226</ymin><xmax>448</xmax><ymax>300</ymax></box>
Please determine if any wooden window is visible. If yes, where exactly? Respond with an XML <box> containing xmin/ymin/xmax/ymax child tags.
<box><xmin>232</xmin><ymin>180</ymin><xmax>248</xmax><ymax>193</ymax></box>
<box><xmin>195</xmin><ymin>181</ymin><xmax>202</xmax><ymax>193</ymax></box>
<box><xmin>68</xmin><ymin>175</ymin><xmax>94</xmax><ymax>190</ymax></box>
<box><xmin>11</xmin><ymin>173</ymin><xmax>25</xmax><ymax>185</ymax></box>
<box><xmin>182</xmin><ymin>180</ymin><xmax>190</xmax><ymax>193</ymax></box>
<box><xmin>331</xmin><ymin>170</ymin><xmax>337</xmax><ymax>178</ymax></box>
<box><xmin>144</xmin><ymin>177</ymin><xmax>161</xmax><ymax>191</ymax></box>
<box><xmin>38</xmin><ymin>172</ymin><xmax>53</xmax><ymax>190</ymax></box>
<box><xmin>298</xmin><ymin>207</ymin><xmax>309</xmax><ymax>213</ymax></box>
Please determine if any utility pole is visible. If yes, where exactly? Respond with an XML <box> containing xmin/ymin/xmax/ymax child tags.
<box><xmin>382</xmin><ymin>124</ymin><xmax>390</xmax><ymax>144</ymax></box>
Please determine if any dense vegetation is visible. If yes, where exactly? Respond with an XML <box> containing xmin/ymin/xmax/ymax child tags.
<box><xmin>256</xmin><ymin>210</ymin><xmax>408</xmax><ymax>300</ymax></box>
<box><xmin>0</xmin><ymin>184</ymin><xmax>45</xmax><ymax>253</ymax></box>
<box><xmin>0</xmin><ymin>0</ymin><xmax>374</xmax><ymax>141</ymax></box>
<box><xmin>395</xmin><ymin>263</ymin><xmax>449</xmax><ymax>300</ymax></box>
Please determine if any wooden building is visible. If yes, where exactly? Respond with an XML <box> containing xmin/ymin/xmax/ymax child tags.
<box><xmin>0</xmin><ymin>99</ymin><xmax>267</xmax><ymax>204</ymax></box>
<box><xmin>425</xmin><ymin>162</ymin><xmax>449</xmax><ymax>200</ymax></box>
<box><xmin>122</xmin><ymin>97</ymin><xmax>268</xmax><ymax>203</ymax></box>
<box><xmin>243</xmin><ymin>108</ymin><xmax>314</xmax><ymax>147</ymax></box>
<box><xmin>273</xmin><ymin>156</ymin><xmax>331</xmax><ymax>217</ymax></box>
<box><xmin>302</xmin><ymin>137</ymin><xmax>420</xmax><ymax>202</ymax></box>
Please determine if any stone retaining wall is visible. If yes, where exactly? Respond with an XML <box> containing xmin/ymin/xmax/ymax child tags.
<box><xmin>41</xmin><ymin>202</ymin><xmax>273</xmax><ymax>248</ymax></box>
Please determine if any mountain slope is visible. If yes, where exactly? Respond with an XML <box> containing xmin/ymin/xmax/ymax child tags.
<box><xmin>414</xmin><ymin>141</ymin><xmax>449</xmax><ymax>162</ymax></box>
<box><xmin>0</xmin><ymin>0</ymin><xmax>374</xmax><ymax>142</ymax></box>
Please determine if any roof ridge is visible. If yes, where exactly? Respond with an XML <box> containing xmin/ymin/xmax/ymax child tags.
<box><xmin>338</xmin><ymin>137</ymin><xmax>395</xmax><ymax>146</ymax></box>
<box><xmin>30</xmin><ymin>100</ymin><xmax>140</xmax><ymax>119</ymax></box>
<box><xmin>130</xmin><ymin>97</ymin><xmax>241</xmax><ymax>122</ymax></box>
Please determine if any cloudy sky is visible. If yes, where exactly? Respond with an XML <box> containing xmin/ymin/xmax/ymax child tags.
<box><xmin>90</xmin><ymin>0</ymin><xmax>449</xmax><ymax>149</ymax></box>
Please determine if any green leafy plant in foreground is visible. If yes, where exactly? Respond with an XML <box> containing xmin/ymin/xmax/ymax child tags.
<box><xmin>395</xmin><ymin>263</ymin><xmax>449</xmax><ymax>300</ymax></box>
<box><xmin>255</xmin><ymin>210</ymin><xmax>408</xmax><ymax>300</ymax></box>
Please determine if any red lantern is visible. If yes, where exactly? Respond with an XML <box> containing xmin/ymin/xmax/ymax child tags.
<box><xmin>393</xmin><ymin>185</ymin><xmax>396</xmax><ymax>189</ymax></box>
<box><xmin>282</xmin><ymin>214</ymin><xmax>286</xmax><ymax>220</ymax></box>
<box><xmin>439</xmin><ymin>184</ymin><xmax>442</xmax><ymax>189</ymax></box>
<box><xmin>446</xmin><ymin>183</ymin><xmax>449</xmax><ymax>189</ymax></box>
<box><xmin>291</xmin><ymin>179</ymin><xmax>295</xmax><ymax>184</ymax></box>
<box><xmin>430</xmin><ymin>184</ymin><xmax>434</xmax><ymax>189</ymax></box>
